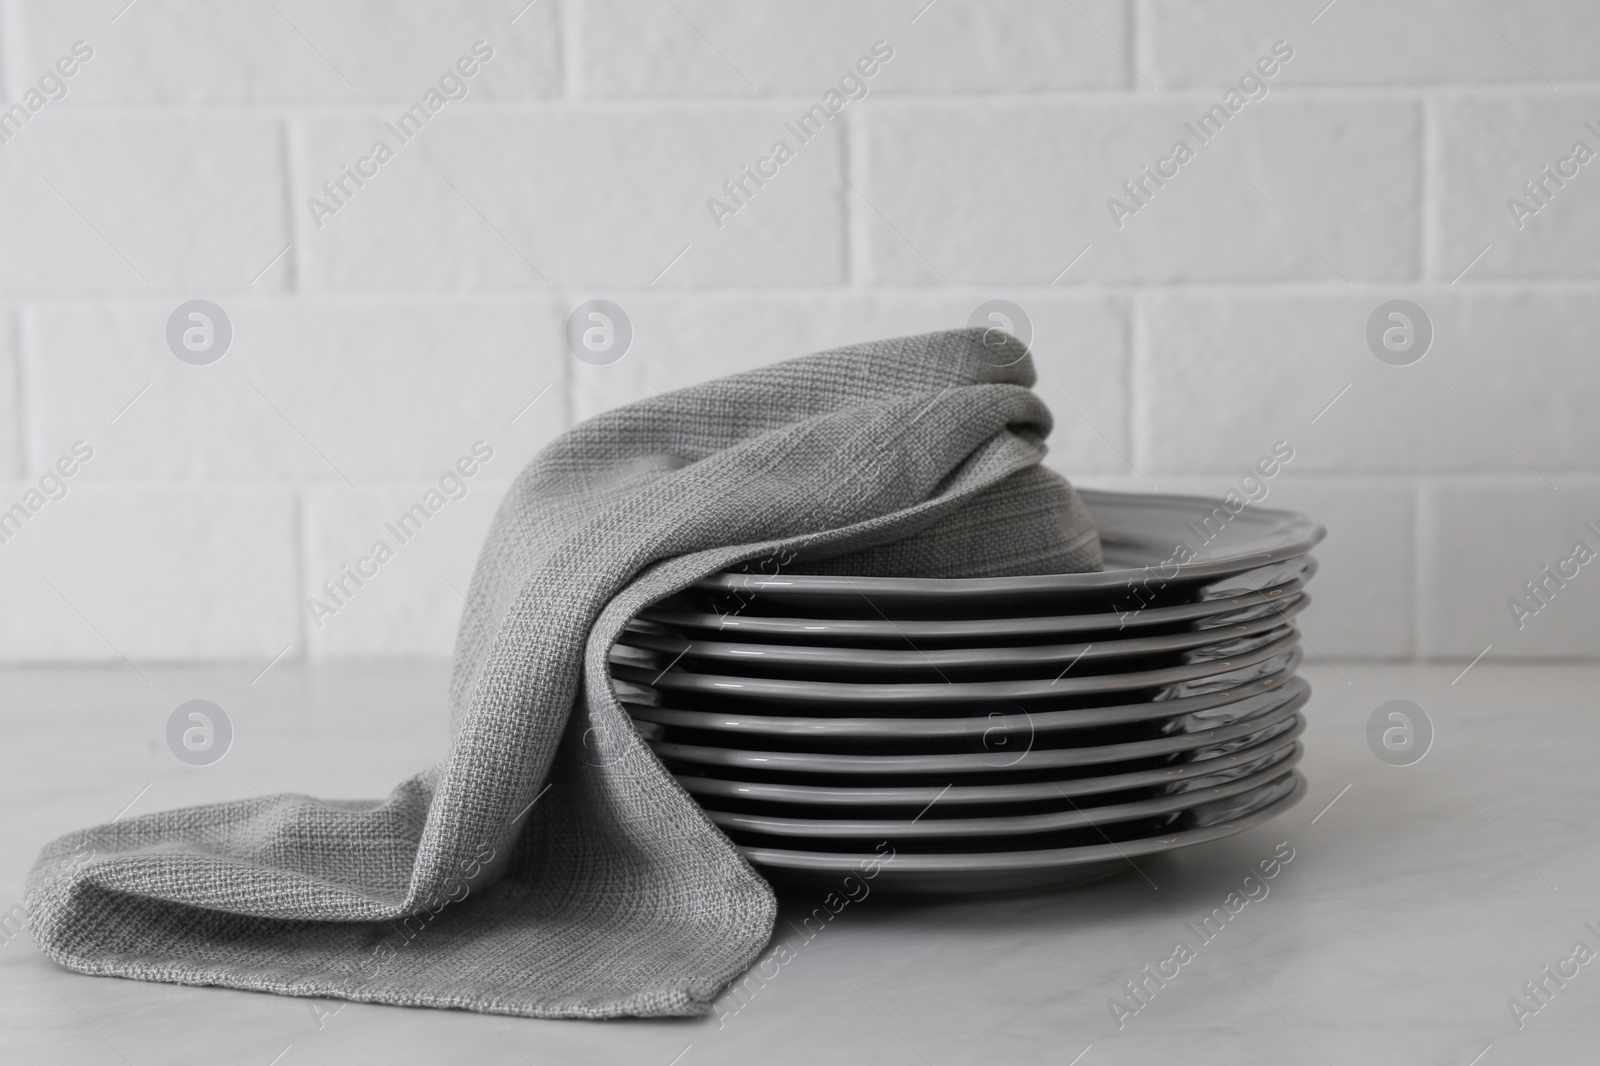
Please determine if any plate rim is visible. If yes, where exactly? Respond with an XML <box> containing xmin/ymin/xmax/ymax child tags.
<box><xmin>703</xmin><ymin>750</ymin><xmax>1303</xmax><ymax>839</ymax></box>
<box><xmin>695</xmin><ymin>489</ymin><xmax>1326</xmax><ymax>599</ymax></box>
<box><xmin>737</xmin><ymin>771</ymin><xmax>1307</xmax><ymax>873</ymax></box>
<box><xmin>613</xmin><ymin>630</ymin><xmax>1302</xmax><ymax>703</ymax></box>
<box><xmin>625</xmin><ymin>662</ymin><xmax>1302</xmax><ymax>737</ymax></box>
<box><xmin>648</xmin><ymin>561</ymin><xmax>1316</xmax><ymax>640</ymax></box>
<box><xmin>676</xmin><ymin>731</ymin><xmax>1306</xmax><ymax>806</ymax></box>
<box><xmin>648</xmin><ymin>688</ymin><xmax>1308</xmax><ymax>775</ymax></box>
<box><xmin>620</xmin><ymin>595</ymin><xmax>1308</xmax><ymax>670</ymax></box>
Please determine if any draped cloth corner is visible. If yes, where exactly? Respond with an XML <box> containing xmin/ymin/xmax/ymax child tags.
<box><xmin>26</xmin><ymin>328</ymin><xmax>1101</xmax><ymax>1018</ymax></box>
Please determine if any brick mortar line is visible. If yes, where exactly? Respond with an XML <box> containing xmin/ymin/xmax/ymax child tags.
<box><xmin>1125</xmin><ymin>0</ymin><xmax>1141</xmax><ymax>92</ymax></box>
<box><xmin>12</xmin><ymin>308</ymin><xmax>35</xmax><ymax>474</ymax></box>
<box><xmin>1412</xmin><ymin>478</ymin><xmax>1427</xmax><ymax>660</ymax></box>
<box><xmin>4</xmin><ymin>310</ymin><xmax>24</xmax><ymax>477</ymax></box>
<box><xmin>290</xmin><ymin>488</ymin><xmax>311</xmax><ymax>657</ymax></box>
<box><xmin>1129</xmin><ymin>474</ymin><xmax>1600</xmax><ymax>485</ymax></box>
<box><xmin>1126</xmin><ymin>291</ymin><xmax>1145</xmax><ymax>480</ymax></box>
<box><xmin>13</xmin><ymin>81</ymin><xmax>1600</xmax><ymax>114</ymax></box>
<box><xmin>0</xmin><ymin>1</ymin><xmax>24</xmax><ymax>103</ymax></box>
<box><xmin>3</xmin><ymin>474</ymin><xmax>1595</xmax><ymax>487</ymax></box>
<box><xmin>1420</xmin><ymin>96</ymin><xmax>1436</xmax><ymax>283</ymax></box>
<box><xmin>558</xmin><ymin>0</ymin><xmax>580</xmax><ymax>102</ymax></box>
<box><xmin>841</xmin><ymin>109</ymin><xmax>861</xmax><ymax>289</ymax></box>
<box><xmin>0</xmin><ymin>479</ymin><xmax>527</xmax><ymax>490</ymax></box>
<box><xmin>4</xmin><ymin>281</ymin><xmax>1598</xmax><ymax>310</ymax></box>
<box><xmin>275</xmin><ymin>116</ymin><xmax>299</xmax><ymax>293</ymax></box>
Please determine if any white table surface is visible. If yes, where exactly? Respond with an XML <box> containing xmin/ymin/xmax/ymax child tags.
<box><xmin>2</xmin><ymin>661</ymin><xmax>1596</xmax><ymax>1064</ymax></box>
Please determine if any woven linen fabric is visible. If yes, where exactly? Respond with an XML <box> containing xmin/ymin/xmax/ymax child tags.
<box><xmin>25</xmin><ymin>328</ymin><xmax>1102</xmax><ymax>1019</ymax></box>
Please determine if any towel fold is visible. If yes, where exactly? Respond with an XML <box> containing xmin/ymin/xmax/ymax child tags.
<box><xmin>26</xmin><ymin>327</ymin><xmax>1101</xmax><ymax>1018</ymax></box>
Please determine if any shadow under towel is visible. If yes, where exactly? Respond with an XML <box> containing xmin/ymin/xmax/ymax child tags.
<box><xmin>25</xmin><ymin>327</ymin><xmax>1102</xmax><ymax>1019</ymax></box>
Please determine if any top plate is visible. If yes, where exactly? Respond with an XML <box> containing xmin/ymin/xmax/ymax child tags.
<box><xmin>693</xmin><ymin>489</ymin><xmax>1324</xmax><ymax>610</ymax></box>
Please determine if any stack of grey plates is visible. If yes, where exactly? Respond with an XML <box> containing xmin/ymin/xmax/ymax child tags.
<box><xmin>610</xmin><ymin>489</ymin><xmax>1325</xmax><ymax>895</ymax></box>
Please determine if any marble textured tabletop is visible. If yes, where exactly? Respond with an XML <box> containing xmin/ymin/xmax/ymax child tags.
<box><xmin>2</xmin><ymin>661</ymin><xmax>1596</xmax><ymax>1065</ymax></box>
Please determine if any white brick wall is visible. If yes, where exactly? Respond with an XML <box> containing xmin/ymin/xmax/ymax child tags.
<box><xmin>0</xmin><ymin>0</ymin><xmax>1594</xmax><ymax>665</ymax></box>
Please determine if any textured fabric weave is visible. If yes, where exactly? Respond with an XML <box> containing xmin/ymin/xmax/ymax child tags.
<box><xmin>26</xmin><ymin>328</ymin><xmax>1101</xmax><ymax>1018</ymax></box>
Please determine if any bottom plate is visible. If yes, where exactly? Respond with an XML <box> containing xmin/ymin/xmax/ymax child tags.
<box><xmin>739</xmin><ymin>771</ymin><xmax>1305</xmax><ymax>895</ymax></box>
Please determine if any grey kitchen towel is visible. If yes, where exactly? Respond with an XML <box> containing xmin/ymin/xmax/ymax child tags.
<box><xmin>26</xmin><ymin>328</ymin><xmax>1102</xmax><ymax>1019</ymax></box>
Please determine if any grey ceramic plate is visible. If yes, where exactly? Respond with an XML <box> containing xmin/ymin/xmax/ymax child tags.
<box><xmin>624</xmin><ymin>664</ymin><xmax>1301</xmax><ymax>739</ymax></box>
<box><xmin>646</xmin><ymin>559</ymin><xmax>1316</xmax><ymax>645</ymax></box>
<box><xmin>677</xmin><ymin>728</ymin><xmax>1305</xmax><ymax>808</ymax></box>
<box><xmin>695</xmin><ymin>489</ymin><xmax>1325</xmax><ymax>608</ymax></box>
<box><xmin>618</xmin><ymin>595</ymin><xmax>1307</xmax><ymax>676</ymax></box>
<box><xmin>739</xmin><ymin>772</ymin><xmax>1306</xmax><ymax>894</ymax></box>
<box><xmin>611</xmin><ymin>629</ymin><xmax>1301</xmax><ymax>705</ymax></box>
<box><xmin>703</xmin><ymin>755</ymin><xmax>1300</xmax><ymax>839</ymax></box>
<box><xmin>647</xmin><ymin>692</ymin><xmax>1306</xmax><ymax>776</ymax></box>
